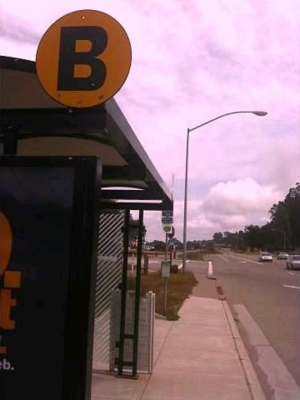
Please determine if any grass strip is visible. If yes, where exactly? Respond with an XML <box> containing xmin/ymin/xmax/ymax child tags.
<box><xmin>128</xmin><ymin>271</ymin><xmax>198</xmax><ymax>320</ymax></box>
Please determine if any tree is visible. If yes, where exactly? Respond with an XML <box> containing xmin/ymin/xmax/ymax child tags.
<box><xmin>269</xmin><ymin>183</ymin><xmax>300</xmax><ymax>249</ymax></box>
<box><xmin>150</xmin><ymin>240</ymin><xmax>165</xmax><ymax>251</ymax></box>
<box><xmin>244</xmin><ymin>225</ymin><xmax>261</xmax><ymax>250</ymax></box>
<box><xmin>208</xmin><ymin>184</ymin><xmax>299</xmax><ymax>251</ymax></box>
<box><xmin>213</xmin><ymin>232</ymin><xmax>223</xmax><ymax>243</ymax></box>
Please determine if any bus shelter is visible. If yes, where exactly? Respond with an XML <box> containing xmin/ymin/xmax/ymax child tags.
<box><xmin>0</xmin><ymin>56</ymin><xmax>173</xmax><ymax>398</ymax></box>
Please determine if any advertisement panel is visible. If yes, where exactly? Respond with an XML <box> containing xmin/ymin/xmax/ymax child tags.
<box><xmin>0</xmin><ymin>156</ymin><xmax>101</xmax><ymax>400</ymax></box>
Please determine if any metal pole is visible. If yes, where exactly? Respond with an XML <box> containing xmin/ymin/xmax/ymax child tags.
<box><xmin>132</xmin><ymin>209</ymin><xmax>143</xmax><ymax>377</ymax></box>
<box><xmin>164</xmin><ymin>277</ymin><xmax>168</xmax><ymax>316</ymax></box>
<box><xmin>164</xmin><ymin>240</ymin><xmax>173</xmax><ymax>316</ymax></box>
<box><xmin>273</xmin><ymin>228</ymin><xmax>286</xmax><ymax>251</ymax></box>
<box><xmin>280</xmin><ymin>230</ymin><xmax>286</xmax><ymax>251</ymax></box>
<box><xmin>182</xmin><ymin>110</ymin><xmax>267</xmax><ymax>272</ymax></box>
<box><xmin>165</xmin><ymin>233</ymin><xmax>168</xmax><ymax>261</ymax></box>
<box><xmin>3</xmin><ymin>128</ymin><xmax>18</xmax><ymax>155</ymax></box>
<box><xmin>118</xmin><ymin>209</ymin><xmax>130</xmax><ymax>376</ymax></box>
<box><xmin>182</xmin><ymin>128</ymin><xmax>190</xmax><ymax>272</ymax></box>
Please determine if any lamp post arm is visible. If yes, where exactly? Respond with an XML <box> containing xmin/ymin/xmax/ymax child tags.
<box><xmin>189</xmin><ymin>111</ymin><xmax>258</xmax><ymax>132</ymax></box>
<box><xmin>182</xmin><ymin>128</ymin><xmax>190</xmax><ymax>272</ymax></box>
<box><xmin>182</xmin><ymin>109</ymin><xmax>267</xmax><ymax>272</ymax></box>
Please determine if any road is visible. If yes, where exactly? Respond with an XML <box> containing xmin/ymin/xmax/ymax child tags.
<box><xmin>203</xmin><ymin>250</ymin><xmax>300</xmax><ymax>399</ymax></box>
<box><xmin>135</xmin><ymin>250</ymin><xmax>300</xmax><ymax>397</ymax></box>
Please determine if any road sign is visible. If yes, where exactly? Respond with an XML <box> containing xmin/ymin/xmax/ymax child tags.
<box><xmin>161</xmin><ymin>261</ymin><xmax>170</xmax><ymax>278</ymax></box>
<box><xmin>162</xmin><ymin>217</ymin><xmax>173</xmax><ymax>224</ymax></box>
<box><xmin>166</xmin><ymin>226</ymin><xmax>175</xmax><ymax>238</ymax></box>
<box><xmin>36</xmin><ymin>10</ymin><xmax>132</xmax><ymax>108</ymax></box>
<box><xmin>162</xmin><ymin>210</ymin><xmax>173</xmax><ymax>224</ymax></box>
<box><xmin>163</xmin><ymin>225</ymin><xmax>172</xmax><ymax>233</ymax></box>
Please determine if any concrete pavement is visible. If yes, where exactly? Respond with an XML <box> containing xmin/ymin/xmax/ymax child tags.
<box><xmin>209</xmin><ymin>251</ymin><xmax>300</xmax><ymax>392</ymax></box>
<box><xmin>92</xmin><ymin>266</ymin><xmax>266</xmax><ymax>400</ymax></box>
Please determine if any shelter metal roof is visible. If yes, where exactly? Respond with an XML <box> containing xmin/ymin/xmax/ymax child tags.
<box><xmin>0</xmin><ymin>56</ymin><xmax>173</xmax><ymax>210</ymax></box>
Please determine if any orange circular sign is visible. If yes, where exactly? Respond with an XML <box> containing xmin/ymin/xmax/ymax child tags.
<box><xmin>36</xmin><ymin>10</ymin><xmax>132</xmax><ymax>108</ymax></box>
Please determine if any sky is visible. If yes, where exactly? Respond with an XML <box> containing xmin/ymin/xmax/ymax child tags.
<box><xmin>1</xmin><ymin>0</ymin><xmax>299</xmax><ymax>241</ymax></box>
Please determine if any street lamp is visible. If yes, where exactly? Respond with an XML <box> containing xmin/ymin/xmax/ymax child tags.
<box><xmin>182</xmin><ymin>110</ymin><xmax>268</xmax><ymax>272</ymax></box>
<box><xmin>272</xmin><ymin>228</ymin><xmax>286</xmax><ymax>251</ymax></box>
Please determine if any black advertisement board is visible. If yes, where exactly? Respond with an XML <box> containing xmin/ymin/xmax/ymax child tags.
<box><xmin>0</xmin><ymin>156</ymin><xmax>101</xmax><ymax>400</ymax></box>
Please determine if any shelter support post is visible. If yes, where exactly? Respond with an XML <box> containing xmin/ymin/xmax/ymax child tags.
<box><xmin>3</xmin><ymin>127</ymin><xmax>18</xmax><ymax>155</ymax></box>
<box><xmin>118</xmin><ymin>209</ymin><xmax>130</xmax><ymax>376</ymax></box>
<box><xmin>132</xmin><ymin>209</ymin><xmax>143</xmax><ymax>377</ymax></box>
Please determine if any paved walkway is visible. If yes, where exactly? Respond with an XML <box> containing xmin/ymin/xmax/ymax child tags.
<box><xmin>92</xmin><ymin>273</ymin><xmax>265</xmax><ymax>400</ymax></box>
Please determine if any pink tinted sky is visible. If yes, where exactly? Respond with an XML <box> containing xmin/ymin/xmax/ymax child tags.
<box><xmin>1</xmin><ymin>0</ymin><xmax>299</xmax><ymax>241</ymax></box>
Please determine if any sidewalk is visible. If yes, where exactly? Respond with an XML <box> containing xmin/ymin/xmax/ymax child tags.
<box><xmin>92</xmin><ymin>270</ymin><xmax>265</xmax><ymax>400</ymax></box>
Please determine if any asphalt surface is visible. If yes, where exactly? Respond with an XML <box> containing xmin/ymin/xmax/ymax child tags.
<box><xmin>134</xmin><ymin>251</ymin><xmax>300</xmax><ymax>398</ymax></box>
<box><xmin>204</xmin><ymin>250</ymin><xmax>300</xmax><ymax>393</ymax></box>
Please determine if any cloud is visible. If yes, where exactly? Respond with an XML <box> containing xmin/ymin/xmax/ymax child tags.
<box><xmin>203</xmin><ymin>178</ymin><xmax>282</xmax><ymax>215</ymax></box>
<box><xmin>193</xmin><ymin>178</ymin><xmax>283</xmax><ymax>235</ymax></box>
<box><xmin>0</xmin><ymin>12</ymin><xmax>40</xmax><ymax>44</ymax></box>
<box><xmin>0</xmin><ymin>0</ymin><xmax>299</xmax><ymax>243</ymax></box>
<box><xmin>149</xmin><ymin>178</ymin><xmax>283</xmax><ymax>241</ymax></box>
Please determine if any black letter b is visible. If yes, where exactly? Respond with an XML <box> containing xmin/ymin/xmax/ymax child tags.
<box><xmin>57</xmin><ymin>26</ymin><xmax>107</xmax><ymax>91</ymax></box>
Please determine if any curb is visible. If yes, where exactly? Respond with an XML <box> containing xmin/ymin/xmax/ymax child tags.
<box><xmin>205</xmin><ymin>275</ymin><xmax>226</xmax><ymax>300</ymax></box>
<box><xmin>207</xmin><ymin>261</ymin><xmax>265</xmax><ymax>399</ymax></box>
<box><xmin>206</xmin><ymin>275</ymin><xmax>216</xmax><ymax>280</ymax></box>
<box><xmin>222</xmin><ymin>301</ymin><xmax>266</xmax><ymax>400</ymax></box>
<box><xmin>155</xmin><ymin>313</ymin><xmax>168</xmax><ymax>320</ymax></box>
<box><xmin>207</xmin><ymin>261</ymin><xmax>226</xmax><ymax>301</ymax></box>
<box><xmin>215</xmin><ymin>281</ymin><xmax>226</xmax><ymax>301</ymax></box>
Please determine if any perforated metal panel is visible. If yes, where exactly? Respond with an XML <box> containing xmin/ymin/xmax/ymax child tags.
<box><xmin>93</xmin><ymin>211</ymin><xmax>124</xmax><ymax>371</ymax></box>
<box><xmin>110</xmin><ymin>290</ymin><xmax>155</xmax><ymax>373</ymax></box>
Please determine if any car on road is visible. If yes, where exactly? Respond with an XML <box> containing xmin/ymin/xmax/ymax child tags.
<box><xmin>277</xmin><ymin>252</ymin><xmax>289</xmax><ymax>260</ymax></box>
<box><xmin>258</xmin><ymin>252</ymin><xmax>273</xmax><ymax>262</ymax></box>
<box><xmin>286</xmin><ymin>255</ymin><xmax>300</xmax><ymax>270</ymax></box>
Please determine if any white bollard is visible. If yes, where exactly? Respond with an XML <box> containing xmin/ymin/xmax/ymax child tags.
<box><xmin>208</xmin><ymin>261</ymin><xmax>213</xmax><ymax>277</ymax></box>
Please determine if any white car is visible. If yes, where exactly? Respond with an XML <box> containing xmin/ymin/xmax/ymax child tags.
<box><xmin>277</xmin><ymin>252</ymin><xmax>289</xmax><ymax>260</ymax></box>
<box><xmin>286</xmin><ymin>255</ymin><xmax>300</xmax><ymax>270</ymax></box>
<box><xmin>258</xmin><ymin>252</ymin><xmax>273</xmax><ymax>262</ymax></box>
